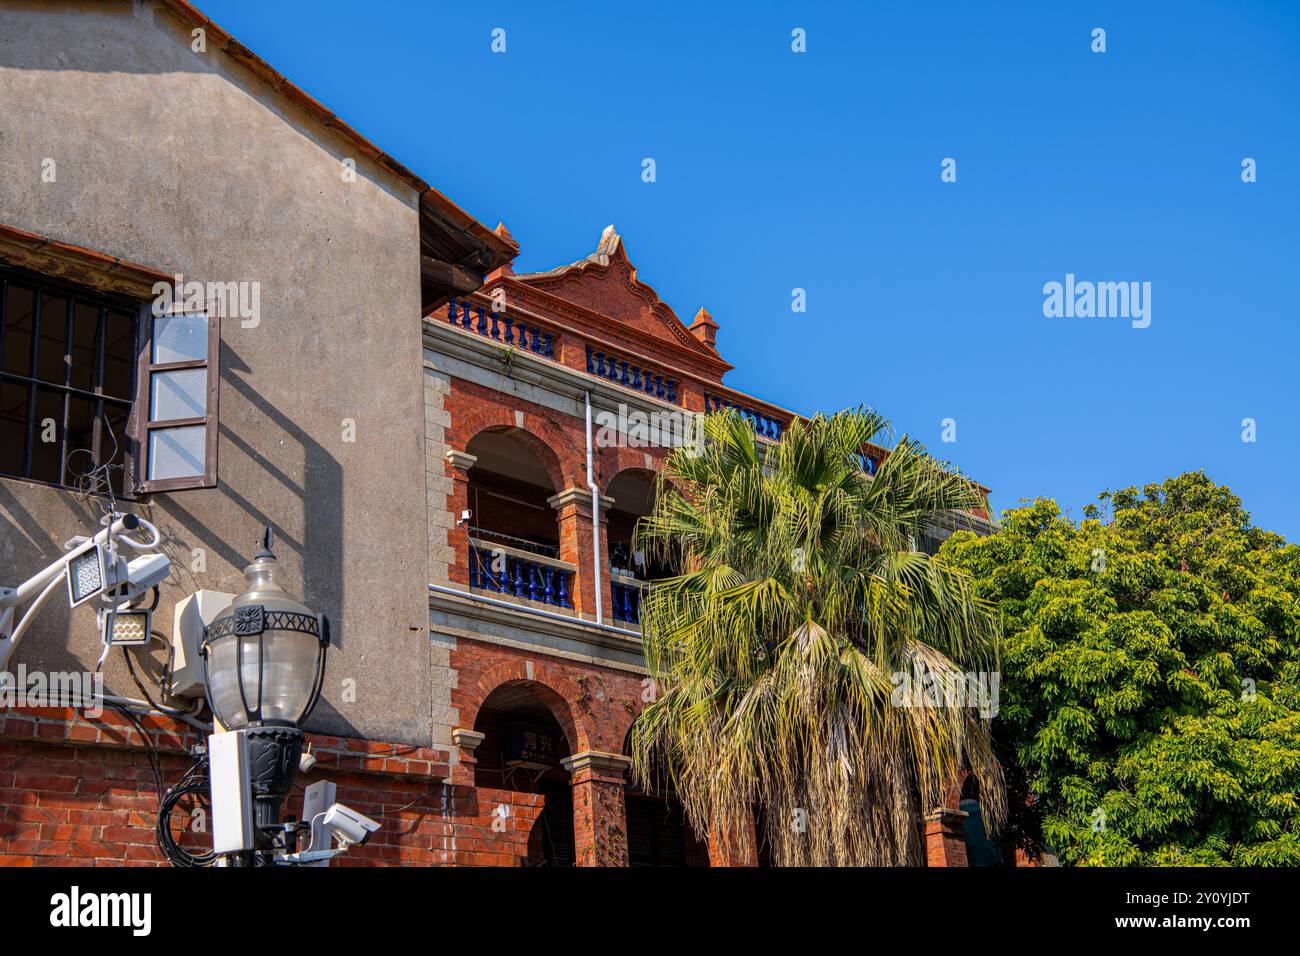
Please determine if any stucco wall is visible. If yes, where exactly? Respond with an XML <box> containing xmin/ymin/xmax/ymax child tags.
<box><xmin>0</xmin><ymin>1</ymin><xmax>432</xmax><ymax>744</ymax></box>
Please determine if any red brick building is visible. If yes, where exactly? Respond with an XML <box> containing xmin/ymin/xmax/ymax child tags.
<box><xmin>0</xmin><ymin>0</ymin><xmax>1000</xmax><ymax>869</ymax></box>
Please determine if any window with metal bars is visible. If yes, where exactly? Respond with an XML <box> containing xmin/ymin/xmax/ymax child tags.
<box><xmin>0</xmin><ymin>264</ymin><xmax>138</xmax><ymax>495</ymax></box>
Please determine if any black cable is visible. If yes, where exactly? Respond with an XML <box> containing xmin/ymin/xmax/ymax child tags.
<box><xmin>121</xmin><ymin>631</ymin><xmax>193</xmax><ymax>717</ymax></box>
<box><xmin>102</xmin><ymin>698</ymin><xmax>163</xmax><ymax>803</ymax></box>
<box><xmin>156</xmin><ymin>756</ymin><xmax>216</xmax><ymax>867</ymax></box>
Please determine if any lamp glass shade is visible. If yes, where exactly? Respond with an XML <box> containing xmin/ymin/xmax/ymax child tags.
<box><xmin>205</xmin><ymin>628</ymin><xmax>322</xmax><ymax>729</ymax></box>
<box><xmin>201</xmin><ymin>539</ymin><xmax>326</xmax><ymax>729</ymax></box>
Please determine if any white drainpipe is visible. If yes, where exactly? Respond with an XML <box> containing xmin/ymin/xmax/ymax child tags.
<box><xmin>584</xmin><ymin>390</ymin><xmax>603</xmax><ymax>625</ymax></box>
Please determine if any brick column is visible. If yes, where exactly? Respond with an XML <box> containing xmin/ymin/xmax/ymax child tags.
<box><xmin>924</xmin><ymin>808</ymin><xmax>969</xmax><ymax>866</ymax></box>
<box><xmin>561</xmin><ymin>750</ymin><xmax>631</xmax><ymax>867</ymax></box>
<box><xmin>708</xmin><ymin>814</ymin><xmax>759</xmax><ymax>867</ymax></box>
<box><xmin>548</xmin><ymin>487</ymin><xmax>613</xmax><ymax>621</ymax></box>
<box><xmin>445</xmin><ymin>449</ymin><xmax>477</xmax><ymax>588</ymax></box>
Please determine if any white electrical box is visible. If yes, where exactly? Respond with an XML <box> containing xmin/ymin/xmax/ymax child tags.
<box><xmin>171</xmin><ymin>590</ymin><xmax>234</xmax><ymax>697</ymax></box>
<box><xmin>301</xmin><ymin>780</ymin><xmax>337</xmax><ymax>866</ymax></box>
<box><xmin>209</xmin><ymin>730</ymin><xmax>255</xmax><ymax>854</ymax></box>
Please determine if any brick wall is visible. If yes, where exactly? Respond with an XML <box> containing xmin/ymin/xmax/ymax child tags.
<box><xmin>0</xmin><ymin>707</ymin><xmax>548</xmax><ymax>868</ymax></box>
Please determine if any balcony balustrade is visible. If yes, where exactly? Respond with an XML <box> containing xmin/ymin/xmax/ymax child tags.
<box><xmin>703</xmin><ymin>392</ymin><xmax>784</xmax><ymax>440</ymax></box>
<box><xmin>446</xmin><ymin>297</ymin><xmax>556</xmax><ymax>359</ymax></box>
<box><xmin>585</xmin><ymin>346</ymin><xmax>677</xmax><ymax>403</ymax></box>
<box><xmin>610</xmin><ymin>574</ymin><xmax>644</xmax><ymax>625</ymax></box>
<box><xmin>469</xmin><ymin>539</ymin><xmax>574</xmax><ymax>609</ymax></box>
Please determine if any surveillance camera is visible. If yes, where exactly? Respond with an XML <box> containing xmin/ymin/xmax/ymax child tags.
<box><xmin>110</xmin><ymin>553</ymin><xmax>172</xmax><ymax>605</ymax></box>
<box><xmin>321</xmin><ymin>802</ymin><xmax>380</xmax><ymax>848</ymax></box>
<box><xmin>455</xmin><ymin>509</ymin><xmax>472</xmax><ymax>528</ymax></box>
<box><xmin>299</xmin><ymin>749</ymin><xmax>317</xmax><ymax>774</ymax></box>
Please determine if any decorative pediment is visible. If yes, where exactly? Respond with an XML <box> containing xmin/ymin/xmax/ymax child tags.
<box><xmin>514</xmin><ymin>225</ymin><xmax>722</xmax><ymax>360</ymax></box>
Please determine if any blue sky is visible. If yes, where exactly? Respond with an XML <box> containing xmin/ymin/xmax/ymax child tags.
<box><xmin>201</xmin><ymin>0</ymin><xmax>1300</xmax><ymax>539</ymax></box>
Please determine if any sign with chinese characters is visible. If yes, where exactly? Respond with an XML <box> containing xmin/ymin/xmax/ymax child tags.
<box><xmin>504</xmin><ymin>721</ymin><xmax>558</xmax><ymax>768</ymax></box>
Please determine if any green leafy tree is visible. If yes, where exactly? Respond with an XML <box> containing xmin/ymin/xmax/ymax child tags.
<box><xmin>630</xmin><ymin>409</ymin><xmax>1004</xmax><ymax>865</ymax></box>
<box><xmin>942</xmin><ymin>472</ymin><xmax>1300</xmax><ymax>865</ymax></box>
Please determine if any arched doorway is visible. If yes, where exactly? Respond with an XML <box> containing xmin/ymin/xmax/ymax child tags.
<box><xmin>472</xmin><ymin>681</ymin><xmax>576</xmax><ymax>866</ymax></box>
<box><xmin>621</xmin><ymin>728</ymin><xmax>710</xmax><ymax>867</ymax></box>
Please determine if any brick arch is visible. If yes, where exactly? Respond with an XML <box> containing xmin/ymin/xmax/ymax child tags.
<box><xmin>597</xmin><ymin>446</ymin><xmax>669</xmax><ymax>496</ymax></box>
<box><xmin>464</xmin><ymin>422</ymin><xmax>570</xmax><ymax>493</ymax></box>
<box><xmin>459</xmin><ymin>659</ymin><xmax>598</xmax><ymax>754</ymax></box>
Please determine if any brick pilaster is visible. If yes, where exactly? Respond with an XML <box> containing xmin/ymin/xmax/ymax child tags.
<box><xmin>548</xmin><ymin>487</ymin><xmax>613</xmax><ymax>622</ymax></box>
<box><xmin>444</xmin><ymin>449</ymin><xmax>477</xmax><ymax>588</ymax></box>
<box><xmin>924</xmin><ymin>808</ymin><xmax>969</xmax><ymax>867</ymax></box>
<box><xmin>708</xmin><ymin>814</ymin><xmax>758</xmax><ymax>867</ymax></box>
<box><xmin>561</xmin><ymin>749</ymin><xmax>630</xmax><ymax>867</ymax></box>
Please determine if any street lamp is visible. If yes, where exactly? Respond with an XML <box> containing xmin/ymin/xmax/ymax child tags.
<box><xmin>201</xmin><ymin>528</ymin><xmax>328</xmax><ymax>844</ymax></box>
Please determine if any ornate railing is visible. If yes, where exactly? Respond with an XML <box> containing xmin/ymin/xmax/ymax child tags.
<box><xmin>610</xmin><ymin>575</ymin><xmax>644</xmax><ymax>625</ymax></box>
<box><xmin>703</xmin><ymin>392</ymin><xmax>785</xmax><ymax>440</ymax></box>
<box><xmin>446</xmin><ymin>297</ymin><xmax>556</xmax><ymax>359</ymax></box>
<box><xmin>586</xmin><ymin>346</ymin><xmax>677</xmax><ymax>403</ymax></box>
<box><xmin>469</xmin><ymin>540</ymin><xmax>574</xmax><ymax>609</ymax></box>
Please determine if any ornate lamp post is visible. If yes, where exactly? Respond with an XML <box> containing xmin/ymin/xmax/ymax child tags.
<box><xmin>201</xmin><ymin>529</ymin><xmax>328</xmax><ymax>852</ymax></box>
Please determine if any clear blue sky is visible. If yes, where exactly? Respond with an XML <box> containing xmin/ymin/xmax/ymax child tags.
<box><xmin>201</xmin><ymin>0</ymin><xmax>1300</xmax><ymax>539</ymax></box>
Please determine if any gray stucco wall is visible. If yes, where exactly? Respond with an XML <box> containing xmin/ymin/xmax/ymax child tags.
<box><xmin>0</xmin><ymin>1</ymin><xmax>432</xmax><ymax>744</ymax></box>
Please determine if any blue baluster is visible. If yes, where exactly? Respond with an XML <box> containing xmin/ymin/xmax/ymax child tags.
<box><xmin>527</xmin><ymin>563</ymin><xmax>540</xmax><ymax>601</ymax></box>
<box><xmin>542</xmin><ymin>333</ymin><xmax>554</xmax><ymax>357</ymax></box>
<box><xmin>448</xmin><ymin>299</ymin><xmax>458</xmax><ymax>325</ymax></box>
<box><xmin>461</xmin><ymin>303</ymin><xmax>473</xmax><ymax>330</ymax></box>
<box><xmin>490</xmin><ymin>310</ymin><xmax>500</xmax><ymax>339</ymax></box>
<box><xmin>504</xmin><ymin>315</ymin><xmax>515</xmax><ymax>344</ymax></box>
<box><xmin>667</xmin><ymin>379</ymin><xmax>676</xmax><ymax>403</ymax></box>
<box><xmin>620</xmin><ymin>585</ymin><xmax>633</xmax><ymax>621</ymax></box>
<box><xmin>557</xmin><ymin>571</ymin><xmax>570</xmax><ymax>608</ymax></box>
<box><xmin>655</xmin><ymin>375</ymin><xmax>665</xmax><ymax>399</ymax></box>
<box><xmin>476</xmin><ymin>306</ymin><xmax>487</xmax><ymax>336</ymax></box>
<box><xmin>631</xmin><ymin>366</ymin><xmax>642</xmax><ymax>389</ymax></box>
<box><xmin>468</xmin><ymin>547</ymin><xmax>480</xmax><ymax>588</ymax></box>
<box><xmin>496</xmin><ymin>554</ymin><xmax>509</xmax><ymax>592</ymax></box>
<box><xmin>586</xmin><ymin>346</ymin><xmax>595</xmax><ymax>374</ymax></box>
<box><xmin>619</xmin><ymin>361</ymin><xmax>630</xmax><ymax>385</ymax></box>
<box><xmin>512</xmin><ymin>559</ymin><xmax>525</xmax><ymax>597</ymax></box>
<box><xmin>543</xmin><ymin>567</ymin><xmax>555</xmax><ymax>605</ymax></box>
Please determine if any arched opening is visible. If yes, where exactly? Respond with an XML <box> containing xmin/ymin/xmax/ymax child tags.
<box><xmin>605</xmin><ymin>469</ymin><xmax>670</xmax><ymax>625</ymax></box>
<box><xmin>959</xmin><ymin>774</ymin><xmax>1004</xmax><ymax>866</ymax></box>
<box><xmin>621</xmin><ymin>727</ymin><xmax>710</xmax><ymax>867</ymax></box>
<box><xmin>465</xmin><ymin>429</ymin><xmax>574</xmax><ymax>609</ymax></box>
<box><xmin>472</xmin><ymin>681</ymin><xmax>576</xmax><ymax>867</ymax></box>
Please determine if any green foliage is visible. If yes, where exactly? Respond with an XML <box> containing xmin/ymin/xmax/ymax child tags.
<box><xmin>630</xmin><ymin>408</ymin><xmax>1004</xmax><ymax>865</ymax></box>
<box><xmin>941</xmin><ymin>472</ymin><xmax>1300</xmax><ymax>866</ymax></box>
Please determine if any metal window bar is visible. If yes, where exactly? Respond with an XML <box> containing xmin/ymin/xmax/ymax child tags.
<box><xmin>0</xmin><ymin>266</ymin><xmax>136</xmax><ymax>492</ymax></box>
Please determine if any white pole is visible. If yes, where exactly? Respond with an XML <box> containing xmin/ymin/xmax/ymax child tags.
<box><xmin>584</xmin><ymin>390</ymin><xmax>603</xmax><ymax>625</ymax></box>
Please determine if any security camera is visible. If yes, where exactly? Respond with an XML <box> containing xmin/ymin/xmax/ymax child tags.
<box><xmin>320</xmin><ymin>802</ymin><xmax>380</xmax><ymax>847</ymax></box>
<box><xmin>455</xmin><ymin>509</ymin><xmax>472</xmax><ymax>528</ymax></box>
<box><xmin>112</xmin><ymin>552</ymin><xmax>172</xmax><ymax>604</ymax></box>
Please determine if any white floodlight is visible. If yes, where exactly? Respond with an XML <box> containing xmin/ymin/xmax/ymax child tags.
<box><xmin>101</xmin><ymin>606</ymin><xmax>152</xmax><ymax>647</ymax></box>
<box><xmin>67</xmin><ymin>540</ymin><xmax>111</xmax><ymax>607</ymax></box>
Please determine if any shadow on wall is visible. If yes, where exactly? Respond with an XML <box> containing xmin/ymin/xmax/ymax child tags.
<box><xmin>159</xmin><ymin>343</ymin><xmax>357</xmax><ymax>737</ymax></box>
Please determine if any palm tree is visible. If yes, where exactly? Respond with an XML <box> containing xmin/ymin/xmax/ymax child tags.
<box><xmin>629</xmin><ymin>408</ymin><xmax>1005</xmax><ymax>865</ymax></box>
